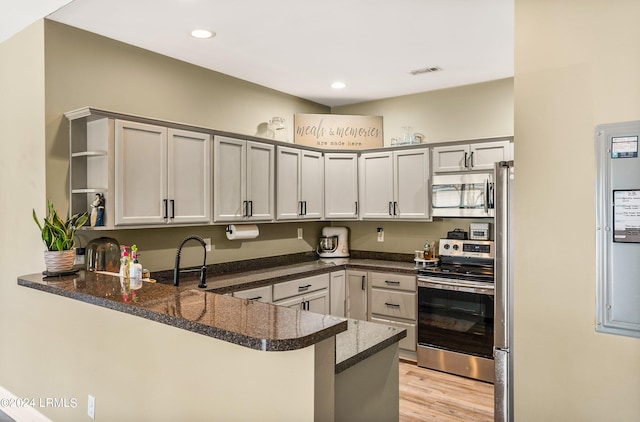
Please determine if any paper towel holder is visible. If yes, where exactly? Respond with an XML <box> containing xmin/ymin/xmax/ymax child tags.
<box><xmin>225</xmin><ymin>225</ymin><xmax>232</xmax><ymax>233</ymax></box>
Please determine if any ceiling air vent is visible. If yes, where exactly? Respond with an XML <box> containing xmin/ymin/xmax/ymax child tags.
<box><xmin>409</xmin><ymin>66</ymin><xmax>442</xmax><ymax>75</ymax></box>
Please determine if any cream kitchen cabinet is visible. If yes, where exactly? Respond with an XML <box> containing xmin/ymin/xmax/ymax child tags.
<box><xmin>368</xmin><ymin>271</ymin><xmax>417</xmax><ymax>359</ymax></box>
<box><xmin>67</xmin><ymin>114</ymin><xmax>115</xmax><ymax>228</ymax></box>
<box><xmin>346</xmin><ymin>270</ymin><xmax>368</xmax><ymax>321</ymax></box>
<box><xmin>272</xmin><ymin>273</ymin><xmax>330</xmax><ymax>314</ymax></box>
<box><xmin>330</xmin><ymin>270</ymin><xmax>346</xmax><ymax>317</ymax></box>
<box><xmin>231</xmin><ymin>285</ymin><xmax>272</xmax><ymax>303</ymax></box>
<box><xmin>324</xmin><ymin>153</ymin><xmax>359</xmax><ymax>220</ymax></box>
<box><xmin>213</xmin><ymin>136</ymin><xmax>275</xmax><ymax>222</ymax></box>
<box><xmin>274</xmin><ymin>290</ymin><xmax>329</xmax><ymax>314</ymax></box>
<box><xmin>432</xmin><ymin>140</ymin><xmax>512</xmax><ymax>173</ymax></box>
<box><xmin>358</xmin><ymin>148</ymin><xmax>430</xmax><ymax>220</ymax></box>
<box><xmin>115</xmin><ymin>120</ymin><xmax>211</xmax><ymax>226</ymax></box>
<box><xmin>276</xmin><ymin>146</ymin><xmax>324</xmax><ymax>220</ymax></box>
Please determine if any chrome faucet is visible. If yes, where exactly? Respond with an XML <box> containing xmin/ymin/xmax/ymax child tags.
<box><xmin>173</xmin><ymin>235</ymin><xmax>207</xmax><ymax>288</ymax></box>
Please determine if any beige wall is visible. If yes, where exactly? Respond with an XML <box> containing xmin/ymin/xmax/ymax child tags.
<box><xmin>0</xmin><ymin>16</ymin><xmax>47</xmax><ymax>386</ymax></box>
<box><xmin>514</xmin><ymin>1</ymin><xmax>640</xmax><ymax>420</ymax></box>
<box><xmin>4</xmin><ymin>284</ymin><xmax>324</xmax><ymax>421</ymax></box>
<box><xmin>333</xmin><ymin>78</ymin><xmax>514</xmax><ymax>145</ymax></box>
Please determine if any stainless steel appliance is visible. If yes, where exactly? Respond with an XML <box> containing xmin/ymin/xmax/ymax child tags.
<box><xmin>494</xmin><ymin>160</ymin><xmax>514</xmax><ymax>422</ymax></box>
<box><xmin>417</xmin><ymin>238</ymin><xmax>495</xmax><ymax>383</ymax></box>
<box><xmin>431</xmin><ymin>173</ymin><xmax>494</xmax><ymax>217</ymax></box>
<box><xmin>317</xmin><ymin>226</ymin><xmax>349</xmax><ymax>258</ymax></box>
<box><xmin>470</xmin><ymin>222</ymin><xmax>491</xmax><ymax>240</ymax></box>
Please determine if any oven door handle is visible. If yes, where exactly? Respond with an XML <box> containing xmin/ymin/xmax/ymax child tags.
<box><xmin>418</xmin><ymin>278</ymin><xmax>495</xmax><ymax>295</ymax></box>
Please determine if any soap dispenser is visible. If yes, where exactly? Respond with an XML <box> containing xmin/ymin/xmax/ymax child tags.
<box><xmin>129</xmin><ymin>245</ymin><xmax>142</xmax><ymax>280</ymax></box>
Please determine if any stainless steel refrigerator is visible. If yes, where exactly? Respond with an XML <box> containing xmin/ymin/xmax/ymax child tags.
<box><xmin>494</xmin><ymin>160</ymin><xmax>514</xmax><ymax>422</ymax></box>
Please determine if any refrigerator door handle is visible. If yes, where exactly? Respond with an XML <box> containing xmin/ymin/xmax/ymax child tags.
<box><xmin>494</xmin><ymin>161</ymin><xmax>512</xmax><ymax>349</ymax></box>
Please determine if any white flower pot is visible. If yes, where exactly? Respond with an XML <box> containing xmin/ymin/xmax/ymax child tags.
<box><xmin>44</xmin><ymin>250</ymin><xmax>76</xmax><ymax>273</ymax></box>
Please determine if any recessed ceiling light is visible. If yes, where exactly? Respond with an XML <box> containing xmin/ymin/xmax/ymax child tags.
<box><xmin>191</xmin><ymin>29</ymin><xmax>215</xmax><ymax>39</ymax></box>
<box><xmin>331</xmin><ymin>81</ymin><xmax>346</xmax><ymax>89</ymax></box>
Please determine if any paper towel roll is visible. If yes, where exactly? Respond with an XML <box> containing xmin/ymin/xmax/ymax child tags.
<box><xmin>225</xmin><ymin>224</ymin><xmax>259</xmax><ymax>240</ymax></box>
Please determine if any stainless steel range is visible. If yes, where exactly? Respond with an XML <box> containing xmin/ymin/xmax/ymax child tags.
<box><xmin>417</xmin><ymin>238</ymin><xmax>495</xmax><ymax>383</ymax></box>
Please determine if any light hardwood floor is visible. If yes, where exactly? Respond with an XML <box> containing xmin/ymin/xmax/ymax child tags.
<box><xmin>399</xmin><ymin>361</ymin><xmax>494</xmax><ymax>421</ymax></box>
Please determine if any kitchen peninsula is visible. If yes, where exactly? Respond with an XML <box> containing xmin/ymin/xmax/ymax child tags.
<box><xmin>17</xmin><ymin>259</ymin><xmax>407</xmax><ymax>422</ymax></box>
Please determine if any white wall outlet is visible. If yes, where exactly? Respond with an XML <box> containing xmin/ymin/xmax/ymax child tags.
<box><xmin>87</xmin><ymin>395</ymin><xmax>95</xmax><ymax>419</ymax></box>
<box><xmin>297</xmin><ymin>228</ymin><xmax>303</xmax><ymax>239</ymax></box>
<box><xmin>204</xmin><ymin>238</ymin><xmax>212</xmax><ymax>252</ymax></box>
<box><xmin>377</xmin><ymin>227</ymin><xmax>384</xmax><ymax>242</ymax></box>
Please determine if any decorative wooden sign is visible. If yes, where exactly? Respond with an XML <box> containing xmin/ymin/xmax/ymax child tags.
<box><xmin>294</xmin><ymin>113</ymin><xmax>383</xmax><ymax>149</ymax></box>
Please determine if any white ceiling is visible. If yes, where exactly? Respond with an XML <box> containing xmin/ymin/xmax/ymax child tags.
<box><xmin>3</xmin><ymin>0</ymin><xmax>513</xmax><ymax>107</ymax></box>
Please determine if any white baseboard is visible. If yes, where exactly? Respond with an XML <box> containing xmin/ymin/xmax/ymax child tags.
<box><xmin>0</xmin><ymin>385</ymin><xmax>52</xmax><ymax>422</ymax></box>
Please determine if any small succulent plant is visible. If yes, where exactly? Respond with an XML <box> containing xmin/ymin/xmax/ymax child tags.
<box><xmin>33</xmin><ymin>200</ymin><xmax>88</xmax><ymax>251</ymax></box>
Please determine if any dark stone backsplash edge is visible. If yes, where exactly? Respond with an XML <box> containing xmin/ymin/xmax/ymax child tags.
<box><xmin>153</xmin><ymin>250</ymin><xmax>414</xmax><ymax>283</ymax></box>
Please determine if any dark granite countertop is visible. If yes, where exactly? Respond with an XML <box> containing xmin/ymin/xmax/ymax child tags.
<box><xmin>18</xmin><ymin>255</ymin><xmax>414</xmax><ymax>372</ymax></box>
<box><xmin>335</xmin><ymin>319</ymin><xmax>406</xmax><ymax>374</ymax></box>
<box><xmin>18</xmin><ymin>271</ymin><xmax>347</xmax><ymax>352</ymax></box>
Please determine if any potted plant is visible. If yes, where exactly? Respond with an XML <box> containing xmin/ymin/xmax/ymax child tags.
<box><xmin>33</xmin><ymin>200</ymin><xmax>88</xmax><ymax>273</ymax></box>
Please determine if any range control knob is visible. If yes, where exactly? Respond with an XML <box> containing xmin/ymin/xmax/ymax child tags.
<box><xmin>443</xmin><ymin>244</ymin><xmax>450</xmax><ymax>250</ymax></box>
<box><xmin>452</xmin><ymin>244</ymin><xmax>459</xmax><ymax>251</ymax></box>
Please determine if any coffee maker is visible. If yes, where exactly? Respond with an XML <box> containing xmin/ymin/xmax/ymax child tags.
<box><xmin>317</xmin><ymin>227</ymin><xmax>349</xmax><ymax>258</ymax></box>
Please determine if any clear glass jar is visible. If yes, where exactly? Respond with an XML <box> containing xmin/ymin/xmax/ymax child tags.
<box><xmin>85</xmin><ymin>237</ymin><xmax>121</xmax><ymax>272</ymax></box>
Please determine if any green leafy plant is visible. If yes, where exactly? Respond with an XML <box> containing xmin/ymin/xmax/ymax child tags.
<box><xmin>32</xmin><ymin>200</ymin><xmax>88</xmax><ymax>251</ymax></box>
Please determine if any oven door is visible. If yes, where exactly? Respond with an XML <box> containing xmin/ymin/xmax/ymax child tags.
<box><xmin>431</xmin><ymin>173</ymin><xmax>494</xmax><ymax>217</ymax></box>
<box><xmin>418</xmin><ymin>277</ymin><xmax>495</xmax><ymax>359</ymax></box>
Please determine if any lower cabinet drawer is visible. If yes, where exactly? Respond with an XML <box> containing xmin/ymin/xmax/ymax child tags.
<box><xmin>232</xmin><ymin>285</ymin><xmax>272</xmax><ymax>303</ymax></box>
<box><xmin>370</xmin><ymin>316</ymin><xmax>416</xmax><ymax>352</ymax></box>
<box><xmin>272</xmin><ymin>273</ymin><xmax>330</xmax><ymax>301</ymax></box>
<box><xmin>370</xmin><ymin>288</ymin><xmax>416</xmax><ymax>320</ymax></box>
<box><xmin>369</xmin><ymin>272</ymin><xmax>416</xmax><ymax>292</ymax></box>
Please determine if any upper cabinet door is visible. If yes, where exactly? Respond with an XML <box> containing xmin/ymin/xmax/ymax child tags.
<box><xmin>214</xmin><ymin>136</ymin><xmax>247</xmax><ymax>222</ymax></box>
<box><xmin>299</xmin><ymin>150</ymin><xmax>324</xmax><ymax>219</ymax></box>
<box><xmin>246</xmin><ymin>141</ymin><xmax>275</xmax><ymax>221</ymax></box>
<box><xmin>433</xmin><ymin>140</ymin><xmax>513</xmax><ymax>173</ymax></box>
<box><xmin>115</xmin><ymin>120</ymin><xmax>167</xmax><ymax>225</ymax></box>
<box><xmin>432</xmin><ymin>144</ymin><xmax>469</xmax><ymax>173</ymax></box>
<box><xmin>394</xmin><ymin>149</ymin><xmax>430</xmax><ymax>219</ymax></box>
<box><xmin>468</xmin><ymin>140</ymin><xmax>512</xmax><ymax>171</ymax></box>
<box><xmin>276</xmin><ymin>146</ymin><xmax>324</xmax><ymax>221</ymax></box>
<box><xmin>167</xmin><ymin>128</ymin><xmax>211</xmax><ymax>224</ymax></box>
<box><xmin>324</xmin><ymin>153</ymin><xmax>358</xmax><ymax>219</ymax></box>
<box><xmin>359</xmin><ymin>152</ymin><xmax>394</xmax><ymax>219</ymax></box>
<box><xmin>276</xmin><ymin>146</ymin><xmax>302</xmax><ymax>220</ymax></box>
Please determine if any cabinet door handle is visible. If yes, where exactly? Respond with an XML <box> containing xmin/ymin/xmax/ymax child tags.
<box><xmin>469</xmin><ymin>151</ymin><xmax>474</xmax><ymax>168</ymax></box>
<box><xmin>170</xmin><ymin>199</ymin><xmax>175</xmax><ymax>219</ymax></box>
<box><xmin>464</xmin><ymin>152</ymin><xmax>469</xmax><ymax>168</ymax></box>
<box><xmin>355</xmin><ymin>201</ymin><xmax>358</xmax><ymax>215</ymax></box>
<box><xmin>298</xmin><ymin>284</ymin><xmax>312</xmax><ymax>292</ymax></box>
<box><xmin>388</xmin><ymin>202</ymin><xmax>393</xmax><ymax>216</ymax></box>
<box><xmin>299</xmin><ymin>201</ymin><xmax>304</xmax><ymax>216</ymax></box>
<box><xmin>243</xmin><ymin>200</ymin><xmax>248</xmax><ymax>217</ymax></box>
<box><xmin>249</xmin><ymin>200</ymin><xmax>253</xmax><ymax>217</ymax></box>
<box><xmin>384</xmin><ymin>302</ymin><xmax>400</xmax><ymax>308</ymax></box>
<box><xmin>385</xmin><ymin>280</ymin><xmax>400</xmax><ymax>285</ymax></box>
<box><xmin>393</xmin><ymin>201</ymin><xmax>398</xmax><ymax>216</ymax></box>
<box><xmin>248</xmin><ymin>296</ymin><xmax>262</xmax><ymax>301</ymax></box>
<box><xmin>163</xmin><ymin>199</ymin><xmax>168</xmax><ymax>219</ymax></box>
<box><xmin>303</xmin><ymin>201</ymin><xmax>307</xmax><ymax>216</ymax></box>
<box><xmin>361</xmin><ymin>276</ymin><xmax>366</xmax><ymax>291</ymax></box>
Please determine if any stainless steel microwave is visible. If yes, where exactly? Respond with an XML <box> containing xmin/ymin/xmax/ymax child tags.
<box><xmin>431</xmin><ymin>173</ymin><xmax>494</xmax><ymax>217</ymax></box>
